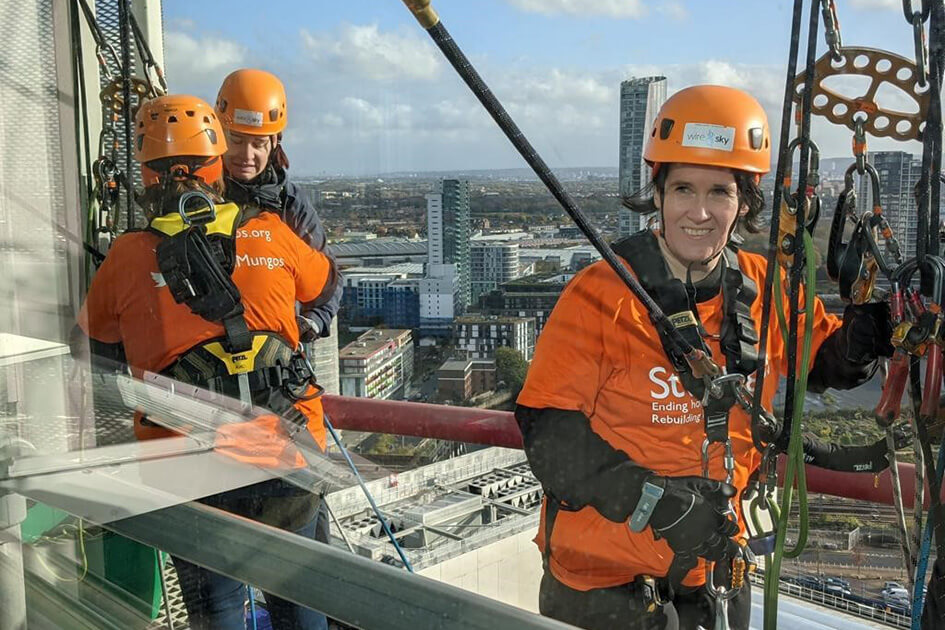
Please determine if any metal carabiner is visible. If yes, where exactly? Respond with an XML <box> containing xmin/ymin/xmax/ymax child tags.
<box><xmin>778</xmin><ymin>138</ymin><xmax>822</xmax><ymax>269</ymax></box>
<box><xmin>701</xmin><ymin>373</ymin><xmax>746</xmax><ymax>408</ymax></box>
<box><xmin>177</xmin><ymin>190</ymin><xmax>217</xmax><ymax>226</ymax></box>
<box><xmin>701</xmin><ymin>437</ymin><xmax>736</xmax><ymax>488</ymax></box>
<box><xmin>832</xmin><ymin>163</ymin><xmax>894</xmax><ymax>304</ymax></box>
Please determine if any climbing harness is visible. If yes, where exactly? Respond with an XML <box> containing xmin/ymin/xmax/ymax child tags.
<box><xmin>612</xmin><ymin>231</ymin><xmax>759</xmax><ymax>610</ymax></box>
<box><xmin>148</xmin><ymin>191</ymin><xmax>253</xmax><ymax>355</ymax></box>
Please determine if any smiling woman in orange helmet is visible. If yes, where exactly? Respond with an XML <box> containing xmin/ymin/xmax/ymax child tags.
<box><xmin>215</xmin><ymin>68</ymin><xmax>341</xmax><ymax>344</ymax></box>
<box><xmin>516</xmin><ymin>85</ymin><xmax>894</xmax><ymax>630</ymax></box>
<box><xmin>76</xmin><ymin>94</ymin><xmax>333</xmax><ymax>630</ymax></box>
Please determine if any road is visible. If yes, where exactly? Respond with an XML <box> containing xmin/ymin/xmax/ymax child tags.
<box><xmin>750</xmin><ymin>596</ymin><xmax>891</xmax><ymax>629</ymax></box>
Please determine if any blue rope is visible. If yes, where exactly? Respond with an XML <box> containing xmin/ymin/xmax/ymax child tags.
<box><xmin>911</xmin><ymin>440</ymin><xmax>945</xmax><ymax>628</ymax></box>
<box><xmin>248</xmin><ymin>586</ymin><xmax>258</xmax><ymax>630</ymax></box>
<box><xmin>323</xmin><ymin>413</ymin><xmax>414</xmax><ymax>572</ymax></box>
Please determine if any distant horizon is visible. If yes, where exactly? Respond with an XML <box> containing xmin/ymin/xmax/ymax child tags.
<box><xmin>292</xmin><ymin>155</ymin><xmax>900</xmax><ymax>181</ymax></box>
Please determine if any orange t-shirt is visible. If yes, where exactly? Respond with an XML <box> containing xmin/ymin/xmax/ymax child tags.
<box><xmin>79</xmin><ymin>211</ymin><xmax>331</xmax><ymax>449</ymax></box>
<box><xmin>517</xmin><ymin>246</ymin><xmax>840</xmax><ymax>591</ymax></box>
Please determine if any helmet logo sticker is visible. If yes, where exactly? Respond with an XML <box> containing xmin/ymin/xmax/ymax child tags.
<box><xmin>681</xmin><ymin>123</ymin><xmax>735</xmax><ymax>152</ymax></box>
<box><xmin>233</xmin><ymin>108</ymin><xmax>264</xmax><ymax>128</ymax></box>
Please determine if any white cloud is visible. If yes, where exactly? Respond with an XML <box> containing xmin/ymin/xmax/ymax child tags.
<box><xmin>300</xmin><ymin>24</ymin><xmax>440</xmax><ymax>81</ymax></box>
<box><xmin>320</xmin><ymin>113</ymin><xmax>345</xmax><ymax>128</ymax></box>
<box><xmin>657</xmin><ymin>2</ymin><xmax>689</xmax><ymax>20</ymax></box>
<box><xmin>513</xmin><ymin>68</ymin><xmax>614</xmax><ymax>105</ymax></box>
<box><xmin>163</xmin><ymin>31</ymin><xmax>246</xmax><ymax>77</ymax></box>
<box><xmin>506</xmin><ymin>0</ymin><xmax>648</xmax><ymax>19</ymax></box>
<box><xmin>848</xmin><ymin>0</ymin><xmax>900</xmax><ymax>9</ymax></box>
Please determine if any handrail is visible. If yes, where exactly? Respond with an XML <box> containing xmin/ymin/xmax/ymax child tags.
<box><xmin>751</xmin><ymin>573</ymin><xmax>911</xmax><ymax>628</ymax></box>
<box><xmin>323</xmin><ymin>395</ymin><xmax>522</xmax><ymax>447</ymax></box>
<box><xmin>323</xmin><ymin>394</ymin><xmax>941</xmax><ymax>508</ymax></box>
<box><xmin>105</xmin><ymin>500</ymin><xmax>571</xmax><ymax>630</ymax></box>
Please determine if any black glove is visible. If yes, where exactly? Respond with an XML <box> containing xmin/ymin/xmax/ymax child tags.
<box><xmin>649</xmin><ymin>476</ymin><xmax>740</xmax><ymax>563</ymax></box>
<box><xmin>864</xmin><ymin>423</ymin><xmax>914</xmax><ymax>472</ymax></box>
<box><xmin>297</xmin><ymin>315</ymin><xmax>321</xmax><ymax>344</ymax></box>
<box><xmin>842</xmin><ymin>302</ymin><xmax>894</xmax><ymax>363</ymax></box>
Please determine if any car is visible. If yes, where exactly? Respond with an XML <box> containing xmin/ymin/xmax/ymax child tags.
<box><xmin>884</xmin><ymin>581</ymin><xmax>905</xmax><ymax>591</ymax></box>
<box><xmin>795</xmin><ymin>576</ymin><xmax>824</xmax><ymax>591</ymax></box>
<box><xmin>825</xmin><ymin>584</ymin><xmax>852</xmax><ymax>597</ymax></box>
<box><xmin>882</xmin><ymin>587</ymin><xmax>910</xmax><ymax>604</ymax></box>
<box><xmin>826</xmin><ymin>577</ymin><xmax>851</xmax><ymax>591</ymax></box>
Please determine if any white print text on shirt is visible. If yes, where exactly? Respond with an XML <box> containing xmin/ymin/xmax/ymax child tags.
<box><xmin>236</xmin><ymin>254</ymin><xmax>285</xmax><ymax>270</ymax></box>
<box><xmin>237</xmin><ymin>228</ymin><xmax>272</xmax><ymax>242</ymax></box>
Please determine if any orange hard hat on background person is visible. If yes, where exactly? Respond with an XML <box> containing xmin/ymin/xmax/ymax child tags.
<box><xmin>134</xmin><ymin>94</ymin><xmax>227</xmax><ymax>186</ymax></box>
<box><xmin>644</xmin><ymin>85</ymin><xmax>771</xmax><ymax>178</ymax></box>
<box><xmin>215</xmin><ymin>68</ymin><xmax>288</xmax><ymax>136</ymax></box>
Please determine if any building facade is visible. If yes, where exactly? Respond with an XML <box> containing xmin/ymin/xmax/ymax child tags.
<box><xmin>339</xmin><ymin>263</ymin><xmax>423</xmax><ymax>326</ymax></box>
<box><xmin>426</xmin><ymin>179</ymin><xmax>471</xmax><ymax>311</ymax></box>
<box><xmin>383</xmin><ymin>279</ymin><xmax>421</xmax><ymax>329</ymax></box>
<box><xmin>436</xmin><ymin>358</ymin><xmax>497</xmax><ymax>402</ymax></box>
<box><xmin>618</xmin><ymin>76</ymin><xmax>667</xmax><ymax>236</ymax></box>
<box><xmin>453</xmin><ymin>315</ymin><xmax>536</xmax><ymax>361</ymax></box>
<box><xmin>304</xmin><ymin>318</ymin><xmax>340</xmax><ymax>395</ymax></box>
<box><xmin>470</xmin><ymin>242</ymin><xmax>520</xmax><ymax>306</ymax></box>
<box><xmin>479</xmin><ymin>273</ymin><xmax>570</xmax><ymax>338</ymax></box>
<box><xmin>420</xmin><ymin>263</ymin><xmax>461</xmax><ymax>336</ymax></box>
<box><xmin>339</xmin><ymin>329</ymin><xmax>414</xmax><ymax>400</ymax></box>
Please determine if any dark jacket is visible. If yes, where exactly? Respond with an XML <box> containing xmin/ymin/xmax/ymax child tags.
<box><xmin>226</xmin><ymin>165</ymin><xmax>342</xmax><ymax>337</ymax></box>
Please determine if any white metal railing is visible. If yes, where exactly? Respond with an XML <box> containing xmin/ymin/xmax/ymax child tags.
<box><xmin>751</xmin><ymin>572</ymin><xmax>911</xmax><ymax>628</ymax></box>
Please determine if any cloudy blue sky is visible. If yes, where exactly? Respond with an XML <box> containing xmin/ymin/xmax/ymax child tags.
<box><xmin>161</xmin><ymin>0</ymin><xmax>928</xmax><ymax>176</ymax></box>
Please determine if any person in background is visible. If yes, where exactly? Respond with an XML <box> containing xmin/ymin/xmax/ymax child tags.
<box><xmin>215</xmin><ymin>68</ymin><xmax>341</xmax><ymax>341</ymax></box>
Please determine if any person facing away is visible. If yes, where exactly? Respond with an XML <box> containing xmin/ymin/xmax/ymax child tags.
<box><xmin>215</xmin><ymin>68</ymin><xmax>341</xmax><ymax>342</ymax></box>
<box><xmin>516</xmin><ymin>85</ymin><xmax>894</xmax><ymax>630</ymax></box>
<box><xmin>76</xmin><ymin>93</ymin><xmax>333</xmax><ymax>630</ymax></box>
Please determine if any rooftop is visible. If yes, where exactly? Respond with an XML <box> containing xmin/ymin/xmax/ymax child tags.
<box><xmin>329</xmin><ymin>238</ymin><xmax>428</xmax><ymax>258</ymax></box>
<box><xmin>470</xmin><ymin>232</ymin><xmax>531</xmax><ymax>242</ymax></box>
<box><xmin>439</xmin><ymin>359</ymin><xmax>473</xmax><ymax>372</ymax></box>
<box><xmin>501</xmin><ymin>272</ymin><xmax>573</xmax><ymax>287</ymax></box>
<box><xmin>327</xmin><ymin>447</ymin><xmax>539</xmax><ymax>569</ymax></box>
<box><xmin>339</xmin><ymin>328</ymin><xmax>412</xmax><ymax>360</ymax></box>
<box><xmin>455</xmin><ymin>315</ymin><xmax>535</xmax><ymax>325</ymax></box>
<box><xmin>342</xmin><ymin>262</ymin><xmax>425</xmax><ymax>277</ymax></box>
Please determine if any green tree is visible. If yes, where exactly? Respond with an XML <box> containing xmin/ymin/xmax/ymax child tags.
<box><xmin>495</xmin><ymin>347</ymin><xmax>529</xmax><ymax>396</ymax></box>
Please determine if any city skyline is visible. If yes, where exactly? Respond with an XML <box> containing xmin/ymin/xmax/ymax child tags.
<box><xmin>162</xmin><ymin>0</ymin><xmax>926</xmax><ymax>176</ymax></box>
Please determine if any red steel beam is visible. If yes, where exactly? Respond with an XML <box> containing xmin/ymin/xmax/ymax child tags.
<box><xmin>324</xmin><ymin>395</ymin><xmax>936</xmax><ymax>507</ymax></box>
<box><xmin>323</xmin><ymin>395</ymin><xmax>522</xmax><ymax>448</ymax></box>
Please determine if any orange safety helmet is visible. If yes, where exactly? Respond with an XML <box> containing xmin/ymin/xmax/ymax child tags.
<box><xmin>215</xmin><ymin>69</ymin><xmax>288</xmax><ymax>136</ymax></box>
<box><xmin>644</xmin><ymin>85</ymin><xmax>771</xmax><ymax>177</ymax></box>
<box><xmin>134</xmin><ymin>94</ymin><xmax>227</xmax><ymax>186</ymax></box>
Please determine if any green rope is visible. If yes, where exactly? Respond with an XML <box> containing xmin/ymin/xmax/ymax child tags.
<box><xmin>763</xmin><ymin>230</ymin><xmax>817</xmax><ymax>630</ymax></box>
